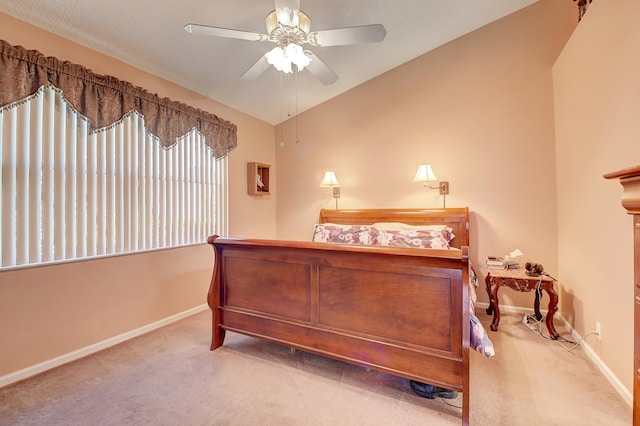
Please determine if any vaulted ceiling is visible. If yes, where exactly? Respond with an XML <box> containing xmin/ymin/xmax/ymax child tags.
<box><xmin>0</xmin><ymin>0</ymin><xmax>539</xmax><ymax>124</ymax></box>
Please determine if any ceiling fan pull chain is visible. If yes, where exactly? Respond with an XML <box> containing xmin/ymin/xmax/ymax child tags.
<box><xmin>295</xmin><ymin>68</ymin><xmax>299</xmax><ymax>143</ymax></box>
<box><xmin>279</xmin><ymin>70</ymin><xmax>284</xmax><ymax>146</ymax></box>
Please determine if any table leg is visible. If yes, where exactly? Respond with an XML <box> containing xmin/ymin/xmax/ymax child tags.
<box><xmin>544</xmin><ymin>285</ymin><xmax>560</xmax><ymax>340</ymax></box>
<box><xmin>486</xmin><ymin>275</ymin><xmax>501</xmax><ymax>332</ymax></box>
<box><xmin>485</xmin><ymin>273</ymin><xmax>494</xmax><ymax>315</ymax></box>
<box><xmin>533</xmin><ymin>287</ymin><xmax>543</xmax><ymax>321</ymax></box>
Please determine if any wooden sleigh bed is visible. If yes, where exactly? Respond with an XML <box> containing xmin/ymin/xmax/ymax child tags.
<box><xmin>207</xmin><ymin>208</ymin><xmax>473</xmax><ymax>424</ymax></box>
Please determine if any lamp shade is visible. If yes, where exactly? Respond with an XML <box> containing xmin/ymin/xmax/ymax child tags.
<box><xmin>320</xmin><ymin>171</ymin><xmax>340</xmax><ymax>187</ymax></box>
<box><xmin>413</xmin><ymin>164</ymin><xmax>438</xmax><ymax>183</ymax></box>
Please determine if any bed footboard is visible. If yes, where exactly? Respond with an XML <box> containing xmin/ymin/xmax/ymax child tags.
<box><xmin>207</xmin><ymin>235</ymin><xmax>470</xmax><ymax>424</ymax></box>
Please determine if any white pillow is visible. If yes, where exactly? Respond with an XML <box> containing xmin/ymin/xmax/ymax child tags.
<box><xmin>372</xmin><ymin>222</ymin><xmax>450</xmax><ymax>231</ymax></box>
<box><xmin>372</xmin><ymin>222</ymin><xmax>455</xmax><ymax>242</ymax></box>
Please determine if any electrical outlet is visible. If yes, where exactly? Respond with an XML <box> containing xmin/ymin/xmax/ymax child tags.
<box><xmin>596</xmin><ymin>321</ymin><xmax>602</xmax><ymax>341</ymax></box>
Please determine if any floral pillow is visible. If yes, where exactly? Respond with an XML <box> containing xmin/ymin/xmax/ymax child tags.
<box><xmin>468</xmin><ymin>265</ymin><xmax>495</xmax><ymax>357</ymax></box>
<box><xmin>375</xmin><ymin>229</ymin><xmax>451</xmax><ymax>249</ymax></box>
<box><xmin>312</xmin><ymin>224</ymin><xmax>376</xmax><ymax>245</ymax></box>
<box><xmin>470</xmin><ymin>313</ymin><xmax>495</xmax><ymax>357</ymax></box>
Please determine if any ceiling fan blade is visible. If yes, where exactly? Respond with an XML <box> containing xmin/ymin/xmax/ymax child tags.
<box><xmin>304</xmin><ymin>51</ymin><xmax>338</xmax><ymax>85</ymax></box>
<box><xmin>239</xmin><ymin>55</ymin><xmax>271</xmax><ymax>81</ymax></box>
<box><xmin>184</xmin><ymin>23</ymin><xmax>268</xmax><ymax>42</ymax></box>
<box><xmin>308</xmin><ymin>24</ymin><xmax>387</xmax><ymax>47</ymax></box>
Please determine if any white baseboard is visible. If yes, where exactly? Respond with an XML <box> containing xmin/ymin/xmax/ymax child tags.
<box><xmin>0</xmin><ymin>304</ymin><xmax>209</xmax><ymax>388</ymax></box>
<box><xmin>475</xmin><ymin>302</ymin><xmax>632</xmax><ymax>407</ymax></box>
<box><xmin>558</xmin><ymin>315</ymin><xmax>633</xmax><ymax>407</ymax></box>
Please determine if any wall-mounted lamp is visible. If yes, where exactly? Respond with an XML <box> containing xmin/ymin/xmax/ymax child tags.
<box><xmin>413</xmin><ymin>164</ymin><xmax>449</xmax><ymax>208</ymax></box>
<box><xmin>320</xmin><ymin>171</ymin><xmax>340</xmax><ymax>209</ymax></box>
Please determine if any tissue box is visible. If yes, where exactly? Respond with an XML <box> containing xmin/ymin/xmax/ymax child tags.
<box><xmin>504</xmin><ymin>256</ymin><xmax>521</xmax><ymax>269</ymax></box>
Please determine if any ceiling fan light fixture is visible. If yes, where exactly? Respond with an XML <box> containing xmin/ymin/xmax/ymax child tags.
<box><xmin>287</xmin><ymin>43</ymin><xmax>311</xmax><ymax>70</ymax></box>
<box><xmin>265</xmin><ymin>46</ymin><xmax>288</xmax><ymax>72</ymax></box>
<box><xmin>273</xmin><ymin>0</ymin><xmax>311</xmax><ymax>29</ymax></box>
<box><xmin>265</xmin><ymin>11</ymin><xmax>279</xmax><ymax>34</ymax></box>
<box><xmin>297</xmin><ymin>11</ymin><xmax>311</xmax><ymax>34</ymax></box>
<box><xmin>276</xmin><ymin>6</ymin><xmax>299</xmax><ymax>28</ymax></box>
<box><xmin>265</xmin><ymin>10</ymin><xmax>311</xmax><ymax>39</ymax></box>
<box><xmin>265</xmin><ymin>43</ymin><xmax>311</xmax><ymax>73</ymax></box>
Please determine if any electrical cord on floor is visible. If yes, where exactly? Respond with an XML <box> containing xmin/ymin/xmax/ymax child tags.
<box><xmin>522</xmin><ymin>272</ymin><xmax>596</xmax><ymax>351</ymax></box>
<box><xmin>439</xmin><ymin>397</ymin><xmax>462</xmax><ymax>409</ymax></box>
<box><xmin>522</xmin><ymin>313</ymin><xmax>600</xmax><ymax>352</ymax></box>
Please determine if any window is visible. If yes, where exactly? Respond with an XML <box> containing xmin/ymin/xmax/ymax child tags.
<box><xmin>0</xmin><ymin>85</ymin><xmax>228</xmax><ymax>270</ymax></box>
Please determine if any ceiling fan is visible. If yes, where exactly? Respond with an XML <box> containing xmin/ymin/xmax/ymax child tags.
<box><xmin>184</xmin><ymin>0</ymin><xmax>387</xmax><ymax>85</ymax></box>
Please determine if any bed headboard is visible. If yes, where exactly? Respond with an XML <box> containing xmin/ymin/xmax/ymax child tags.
<box><xmin>319</xmin><ymin>208</ymin><xmax>469</xmax><ymax>249</ymax></box>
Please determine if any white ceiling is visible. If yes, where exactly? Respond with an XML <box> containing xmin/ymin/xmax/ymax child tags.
<box><xmin>0</xmin><ymin>0</ymin><xmax>538</xmax><ymax>125</ymax></box>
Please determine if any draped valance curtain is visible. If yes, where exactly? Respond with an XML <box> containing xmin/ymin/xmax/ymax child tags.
<box><xmin>0</xmin><ymin>39</ymin><xmax>237</xmax><ymax>158</ymax></box>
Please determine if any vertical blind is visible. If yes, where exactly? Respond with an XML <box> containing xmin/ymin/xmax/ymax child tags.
<box><xmin>0</xmin><ymin>85</ymin><xmax>228</xmax><ymax>269</ymax></box>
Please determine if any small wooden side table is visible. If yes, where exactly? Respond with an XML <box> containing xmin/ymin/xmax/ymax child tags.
<box><xmin>485</xmin><ymin>269</ymin><xmax>559</xmax><ymax>340</ymax></box>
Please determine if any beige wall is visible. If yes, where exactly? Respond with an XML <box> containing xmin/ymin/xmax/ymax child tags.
<box><xmin>0</xmin><ymin>245</ymin><xmax>211</xmax><ymax>375</ymax></box>
<box><xmin>0</xmin><ymin>12</ymin><xmax>275</xmax><ymax>378</ymax></box>
<box><xmin>1</xmin><ymin>0</ymin><xmax>635</xmax><ymax>401</ymax></box>
<box><xmin>276</xmin><ymin>0</ymin><xmax>575</xmax><ymax>314</ymax></box>
<box><xmin>554</xmin><ymin>0</ymin><xmax>640</xmax><ymax>395</ymax></box>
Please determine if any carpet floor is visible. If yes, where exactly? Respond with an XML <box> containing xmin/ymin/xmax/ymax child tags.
<box><xmin>0</xmin><ymin>309</ymin><xmax>632</xmax><ymax>425</ymax></box>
